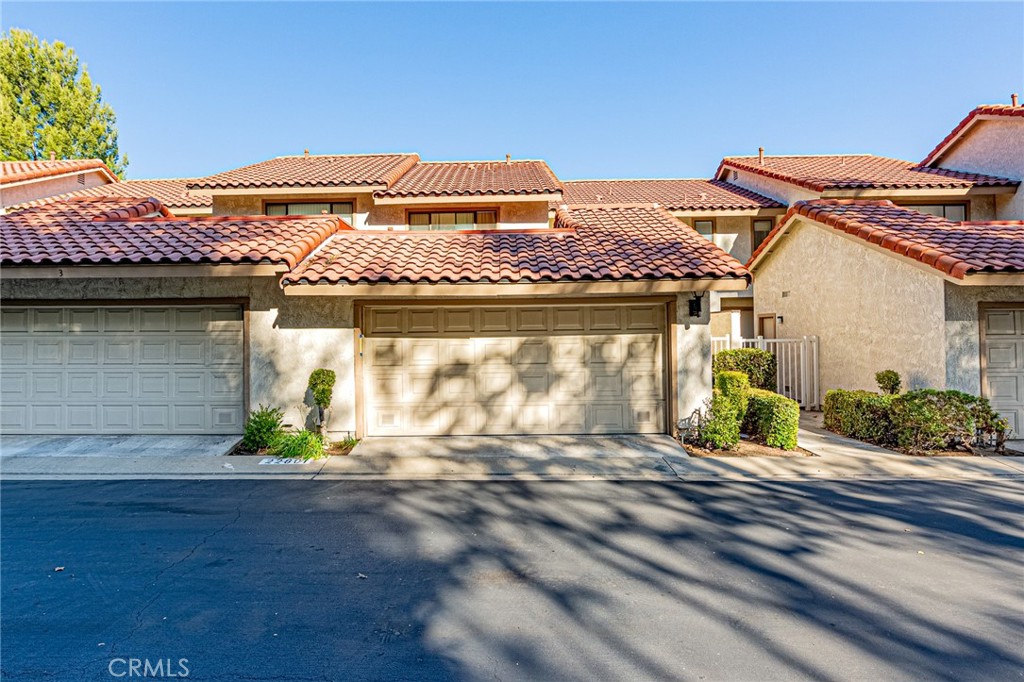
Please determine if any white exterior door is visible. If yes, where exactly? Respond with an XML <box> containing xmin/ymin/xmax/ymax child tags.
<box><xmin>982</xmin><ymin>307</ymin><xmax>1024</xmax><ymax>436</ymax></box>
<box><xmin>0</xmin><ymin>305</ymin><xmax>245</xmax><ymax>435</ymax></box>
<box><xmin>362</xmin><ymin>304</ymin><xmax>667</xmax><ymax>436</ymax></box>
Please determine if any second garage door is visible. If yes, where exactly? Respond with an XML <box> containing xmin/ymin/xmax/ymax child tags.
<box><xmin>0</xmin><ymin>305</ymin><xmax>245</xmax><ymax>435</ymax></box>
<box><xmin>982</xmin><ymin>306</ymin><xmax>1024</xmax><ymax>436</ymax></box>
<box><xmin>362</xmin><ymin>304</ymin><xmax>667</xmax><ymax>436</ymax></box>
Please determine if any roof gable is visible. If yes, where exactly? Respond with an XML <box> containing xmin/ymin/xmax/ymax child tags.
<box><xmin>921</xmin><ymin>104</ymin><xmax>1024</xmax><ymax>167</ymax></box>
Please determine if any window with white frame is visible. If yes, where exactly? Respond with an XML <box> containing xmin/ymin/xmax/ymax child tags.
<box><xmin>753</xmin><ymin>219</ymin><xmax>774</xmax><ymax>250</ymax></box>
<box><xmin>266</xmin><ymin>202</ymin><xmax>355</xmax><ymax>225</ymax></box>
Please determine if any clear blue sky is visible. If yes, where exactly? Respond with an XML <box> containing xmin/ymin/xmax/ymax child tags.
<box><xmin>5</xmin><ymin>2</ymin><xmax>1023</xmax><ymax>180</ymax></box>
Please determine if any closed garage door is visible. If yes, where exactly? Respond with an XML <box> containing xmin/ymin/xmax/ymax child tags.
<box><xmin>0</xmin><ymin>305</ymin><xmax>245</xmax><ymax>435</ymax></box>
<box><xmin>982</xmin><ymin>306</ymin><xmax>1024</xmax><ymax>435</ymax></box>
<box><xmin>363</xmin><ymin>304</ymin><xmax>667</xmax><ymax>436</ymax></box>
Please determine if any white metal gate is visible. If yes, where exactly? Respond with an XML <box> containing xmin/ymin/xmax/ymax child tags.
<box><xmin>712</xmin><ymin>335</ymin><xmax>820</xmax><ymax>409</ymax></box>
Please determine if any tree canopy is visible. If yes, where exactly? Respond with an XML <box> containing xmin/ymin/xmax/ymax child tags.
<box><xmin>0</xmin><ymin>28</ymin><xmax>127</xmax><ymax>176</ymax></box>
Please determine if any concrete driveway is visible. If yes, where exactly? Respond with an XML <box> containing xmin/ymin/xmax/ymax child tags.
<box><xmin>0</xmin><ymin>435</ymin><xmax>240</xmax><ymax>458</ymax></box>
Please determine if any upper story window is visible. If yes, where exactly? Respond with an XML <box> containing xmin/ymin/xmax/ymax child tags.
<box><xmin>693</xmin><ymin>219</ymin><xmax>714</xmax><ymax>239</ymax></box>
<box><xmin>409</xmin><ymin>209</ymin><xmax>498</xmax><ymax>231</ymax></box>
<box><xmin>752</xmin><ymin>219</ymin><xmax>774</xmax><ymax>250</ymax></box>
<box><xmin>903</xmin><ymin>203</ymin><xmax>967</xmax><ymax>221</ymax></box>
<box><xmin>266</xmin><ymin>201</ymin><xmax>354</xmax><ymax>225</ymax></box>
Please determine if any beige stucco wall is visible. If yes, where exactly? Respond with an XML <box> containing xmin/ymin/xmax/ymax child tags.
<box><xmin>724</xmin><ymin>167</ymin><xmax>820</xmax><ymax>205</ymax></box>
<box><xmin>0</xmin><ymin>276</ymin><xmax>357</xmax><ymax>436</ymax></box>
<box><xmin>212</xmin><ymin>192</ymin><xmax>374</xmax><ymax>228</ymax></box>
<box><xmin>753</xmin><ymin>220</ymin><xmax>947</xmax><ymax>395</ymax></box>
<box><xmin>1</xmin><ymin>170</ymin><xmax>111</xmax><ymax>209</ymax></box>
<box><xmin>674</xmin><ymin>292</ymin><xmax>713</xmax><ymax>427</ymax></box>
<box><xmin>944</xmin><ymin>282</ymin><xmax>1024</xmax><ymax>395</ymax></box>
<box><xmin>934</xmin><ymin>119</ymin><xmax>1024</xmax><ymax>220</ymax></box>
<box><xmin>365</xmin><ymin>200</ymin><xmax>550</xmax><ymax>230</ymax></box>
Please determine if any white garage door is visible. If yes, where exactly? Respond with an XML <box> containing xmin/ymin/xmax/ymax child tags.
<box><xmin>1</xmin><ymin>305</ymin><xmax>245</xmax><ymax>435</ymax></box>
<box><xmin>982</xmin><ymin>307</ymin><xmax>1024</xmax><ymax>435</ymax></box>
<box><xmin>363</xmin><ymin>304</ymin><xmax>667</xmax><ymax>436</ymax></box>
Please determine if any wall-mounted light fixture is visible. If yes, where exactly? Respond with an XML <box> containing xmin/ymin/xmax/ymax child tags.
<box><xmin>777</xmin><ymin>315</ymin><xmax>784</xmax><ymax>325</ymax></box>
<box><xmin>689</xmin><ymin>293</ymin><xmax>704</xmax><ymax>318</ymax></box>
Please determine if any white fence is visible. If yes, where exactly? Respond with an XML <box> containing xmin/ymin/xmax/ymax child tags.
<box><xmin>712</xmin><ymin>335</ymin><xmax>821</xmax><ymax>410</ymax></box>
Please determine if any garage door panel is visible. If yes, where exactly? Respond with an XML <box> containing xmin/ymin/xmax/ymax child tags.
<box><xmin>985</xmin><ymin>310</ymin><xmax>1018</xmax><ymax>335</ymax></box>
<box><xmin>364</xmin><ymin>304</ymin><xmax>666</xmax><ymax>436</ymax></box>
<box><xmin>68</xmin><ymin>340</ymin><xmax>100</xmax><ymax>364</ymax></box>
<box><xmin>986</xmin><ymin>341</ymin><xmax>1021</xmax><ymax>370</ymax></box>
<box><xmin>0</xmin><ymin>305</ymin><xmax>244</xmax><ymax>435</ymax></box>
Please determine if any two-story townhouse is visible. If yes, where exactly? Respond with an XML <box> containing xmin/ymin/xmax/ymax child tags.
<box><xmin>1</xmin><ymin>153</ymin><xmax>749</xmax><ymax>439</ymax></box>
<box><xmin>744</xmin><ymin>101</ymin><xmax>1024</xmax><ymax>433</ymax></box>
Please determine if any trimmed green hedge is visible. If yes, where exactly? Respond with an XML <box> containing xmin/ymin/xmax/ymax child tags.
<box><xmin>745</xmin><ymin>388</ymin><xmax>800</xmax><ymax>450</ymax></box>
<box><xmin>823</xmin><ymin>390</ymin><xmax>895</xmax><ymax>444</ymax></box>
<box><xmin>713</xmin><ymin>348</ymin><xmax>777</xmax><ymax>391</ymax></box>
<box><xmin>715</xmin><ymin>371</ymin><xmax>751</xmax><ymax>419</ymax></box>
<box><xmin>824</xmin><ymin>388</ymin><xmax>1009</xmax><ymax>453</ymax></box>
<box><xmin>693</xmin><ymin>389</ymin><xmax>740</xmax><ymax>449</ymax></box>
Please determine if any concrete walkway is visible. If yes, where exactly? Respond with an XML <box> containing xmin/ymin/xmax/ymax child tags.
<box><xmin>1</xmin><ymin>420</ymin><xmax>1023</xmax><ymax>481</ymax></box>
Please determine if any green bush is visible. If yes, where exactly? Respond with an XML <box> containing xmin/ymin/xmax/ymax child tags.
<box><xmin>713</xmin><ymin>348</ymin><xmax>777</xmax><ymax>390</ymax></box>
<box><xmin>308</xmin><ymin>369</ymin><xmax>337</xmax><ymax>409</ymax></box>
<box><xmin>875</xmin><ymin>370</ymin><xmax>901</xmax><ymax>395</ymax></box>
<box><xmin>715</xmin><ymin>370</ymin><xmax>751</xmax><ymax>418</ymax></box>
<box><xmin>270</xmin><ymin>430</ymin><xmax>326</xmax><ymax>461</ymax></box>
<box><xmin>824</xmin><ymin>388</ymin><xmax>1010</xmax><ymax>453</ymax></box>
<box><xmin>242</xmin><ymin>404</ymin><xmax>284</xmax><ymax>451</ymax></box>
<box><xmin>744</xmin><ymin>388</ymin><xmax>800</xmax><ymax>450</ymax></box>
<box><xmin>693</xmin><ymin>390</ymin><xmax>740</xmax><ymax>450</ymax></box>
<box><xmin>823</xmin><ymin>390</ymin><xmax>896</xmax><ymax>444</ymax></box>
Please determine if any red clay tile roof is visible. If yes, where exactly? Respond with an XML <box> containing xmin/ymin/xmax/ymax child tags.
<box><xmin>921</xmin><ymin>104</ymin><xmax>1024</xmax><ymax>166</ymax></box>
<box><xmin>1</xmin><ymin>197</ymin><xmax>341</xmax><ymax>268</ymax></box>
<box><xmin>716</xmin><ymin>154</ymin><xmax>1017</xmax><ymax>192</ymax></box>
<box><xmin>560</xmin><ymin>179</ymin><xmax>783</xmax><ymax>210</ymax></box>
<box><xmin>188</xmin><ymin>154</ymin><xmax>420</xmax><ymax>191</ymax></box>
<box><xmin>748</xmin><ymin>199</ymin><xmax>1024</xmax><ymax>279</ymax></box>
<box><xmin>282</xmin><ymin>206</ymin><xmax>748</xmax><ymax>286</ymax></box>
<box><xmin>6</xmin><ymin>178</ymin><xmax>213</xmax><ymax>211</ymax></box>
<box><xmin>376</xmin><ymin>160</ymin><xmax>562</xmax><ymax>199</ymax></box>
<box><xmin>1</xmin><ymin>159</ymin><xmax>117</xmax><ymax>185</ymax></box>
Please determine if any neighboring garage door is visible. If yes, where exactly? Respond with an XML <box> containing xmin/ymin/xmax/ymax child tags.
<box><xmin>362</xmin><ymin>304</ymin><xmax>667</xmax><ymax>436</ymax></box>
<box><xmin>0</xmin><ymin>305</ymin><xmax>245</xmax><ymax>435</ymax></box>
<box><xmin>982</xmin><ymin>306</ymin><xmax>1024</xmax><ymax>436</ymax></box>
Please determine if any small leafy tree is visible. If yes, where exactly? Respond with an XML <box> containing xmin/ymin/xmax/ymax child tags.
<box><xmin>0</xmin><ymin>28</ymin><xmax>127</xmax><ymax>175</ymax></box>
<box><xmin>307</xmin><ymin>369</ymin><xmax>336</xmax><ymax>436</ymax></box>
<box><xmin>875</xmin><ymin>370</ymin><xmax>901</xmax><ymax>395</ymax></box>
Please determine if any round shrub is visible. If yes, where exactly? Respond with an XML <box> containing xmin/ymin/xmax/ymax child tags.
<box><xmin>308</xmin><ymin>369</ymin><xmax>337</xmax><ymax>409</ymax></box>
<box><xmin>715</xmin><ymin>370</ymin><xmax>751</xmax><ymax>418</ymax></box>
<box><xmin>744</xmin><ymin>389</ymin><xmax>799</xmax><ymax>450</ymax></box>
<box><xmin>875</xmin><ymin>370</ymin><xmax>901</xmax><ymax>395</ymax></box>
<box><xmin>713</xmin><ymin>348</ymin><xmax>777</xmax><ymax>391</ymax></box>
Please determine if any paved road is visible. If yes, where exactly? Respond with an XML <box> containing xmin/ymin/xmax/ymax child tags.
<box><xmin>2</xmin><ymin>480</ymin><xmax>1022</xmax><ymax>681</ymax></box>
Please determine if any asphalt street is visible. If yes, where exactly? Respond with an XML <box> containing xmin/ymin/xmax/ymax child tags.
<box><xmin>2</xmin><ymin>479</ymin><xmax>1022</xmax><ymax>681</ymax></box>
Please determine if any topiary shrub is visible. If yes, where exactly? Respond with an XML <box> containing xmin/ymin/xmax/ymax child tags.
<box><xmin>308</xmin><ymin>369</ymin><xmax>336</xmax><ymax>409</ymax></box>
<box><xmin>744</xmin><ymin>388</ymin><xmax>800</xmax><ymax>450</ymax></box>
<box><xmin>308</xmin><ymin>369</ymin><xmax>337</xmax><ymax>435</ymax></box>
<box><xmin>270</xmin><ymin>430</ymin><xmax>326</xmax><ymax>461</ymax></box>
<box><xmin>715</xmin><ymin>370</ymin><xmax>751</xmax><ymax>419</ymax></box>
<box><xmin>713</xmin><ymin>348</ymin><xmax>777</xmax><ymax>391</ymax></box>
<box><xmin>692</xmin><ymin>389</ymin><xmax>740</xmax><ymax>450</ymax></box>
<box><xmin>242</xmin><ymin>404</ymin><xmax>284</xmax><ymax>452</ymax></box>
<box><xmin>875</xmin><ymin>370</ymin><xmax>901</xmax><ymax>395</ymax></box>
<box><xmin>823</xmin><ymin>389</ymin><xmax>896</xmax><ymax>444</ymax></box>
